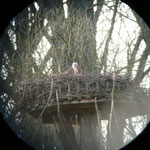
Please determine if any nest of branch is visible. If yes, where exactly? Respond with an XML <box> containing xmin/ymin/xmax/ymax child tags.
<box><xmin>13</xmin><ymin>73</ymin><xmax>140</xmax><ymax>112</ymax></box>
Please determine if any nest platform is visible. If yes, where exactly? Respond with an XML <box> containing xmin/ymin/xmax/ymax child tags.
<box><xmin>14</xmin><ymin>73</ymin><xmax>150</xmax><ymax>123</ymax></box>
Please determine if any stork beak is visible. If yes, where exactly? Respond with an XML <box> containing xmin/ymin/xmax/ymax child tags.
<box><xmin>77</xmin><ymin>65</ymin><xmax>80</xmax><ymax>69</ymax></box>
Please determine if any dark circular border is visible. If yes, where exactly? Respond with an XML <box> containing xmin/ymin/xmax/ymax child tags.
<box><xmin>0</xmin><ymin>0</ymin><xmax>149</xmax><ymax>150</ymax></box>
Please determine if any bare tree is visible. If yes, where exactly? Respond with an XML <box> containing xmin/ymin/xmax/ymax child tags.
<box><xmin>0</xmin><ymin>0</ymin><xmax>150</xmax><ymax>150</ymax></box>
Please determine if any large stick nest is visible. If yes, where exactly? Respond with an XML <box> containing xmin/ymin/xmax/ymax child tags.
<box><xmin>14</xmin><ymin>73</ymin><xmax>146</xmax><ymax>113</ymax></box>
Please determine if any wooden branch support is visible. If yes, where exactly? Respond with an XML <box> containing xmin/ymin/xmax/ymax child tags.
<box><xmin>85</xmin><ymin>83</ymin><xmax>91</xmax><ymax>99</ymax></box>
<box><xmin>95</xmin><ymin>97</ymin><xmax>101</xmax><ymax>126</ymax></box>
<box><xmin>96</xmin><ymin>82</ymin><xmax>99</xmax><ymax>91</ymax></box>
<box><xmin>106</xmin><ymin>82</ymin><xmax>109</xmax><ymax>89</ymax></box>
<box><xmin>107</xmin><ymin>105</ymin><xmax>126</xmax><ymax>150</ymax></box>
<box><xmin>117</xmin><ymin>83</ymin><xmax>120</xmax><ymax>91</ymax></box>
<box><xmin>85</xmin><ymin>82</ymin><xmax>89</xmax><ymax>91</ymax></box>
<box><xmin>76</xmin><ymin>83</ymin><xmax>81</xmax><ymax>100</ymax></box>
<box><xmin>67</xmin><ymin>83</ymin><xmax>71</xmax><ymax>95</ymax></box>
<box><xmin>56</xmin><ymin>89</ymin><xmax>60</xmax><ymax>114</ymax></box>
<box><xmin>67</xmin><ymin>83</ymin><xmax>71</xmax><ymax>101</ymax></box>
<box><xmin>109</xmin><ymin>72</ymin><xmax>116</xmax><ymax>134</ymax></box>
<box><xmin>58</xmin><ymin>84</ymin><xmax>61</xmax><ymax>95</ymax></box>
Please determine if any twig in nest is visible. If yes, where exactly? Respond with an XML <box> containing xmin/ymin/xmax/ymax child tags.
<box><xmin>15</xmin><ymin>79</ymin><xmax>27</xmax><ymax>112</ymax></box>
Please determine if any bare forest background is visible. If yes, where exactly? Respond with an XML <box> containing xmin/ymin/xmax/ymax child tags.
<box><xmin>0</xmin><ymin>0</ymin><xmax>150</xmax><ymax>150</ymax></box>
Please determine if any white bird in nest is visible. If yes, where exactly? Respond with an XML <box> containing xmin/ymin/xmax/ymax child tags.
<box><xmin>63</xmin><ymin>62</ymin><xmax>82</xmax><ymax>75</ymax></box>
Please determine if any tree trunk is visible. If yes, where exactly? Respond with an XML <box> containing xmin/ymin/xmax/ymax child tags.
<box><xmin>53</xmin><ymin>113</ymin><xmax>80</xmax><ymax>150</ymax></box>
<box><xmin>100</xmin><ymin>0</ymin><xmax>119</xmax><ymax>73</ymax></box>
<box><xmin>127</xmin><ymin>33</ymin><xmax>143</xmax><ymax>76</ymax></box>
<box><xmin>107</xmin><ymin>105</ymin><xmax>126</xmax><ymax>150</ymax></box>
<box><xmin>79</xmin><ymin>112</ymin><xmax>100</xmax><ymax>150</ymax></box>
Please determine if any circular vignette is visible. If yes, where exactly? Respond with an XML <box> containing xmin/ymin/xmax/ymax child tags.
<box><xmin>0</xmin><ymin>0</ymin><xmax>150</xmax><ymax>150</ymax></box>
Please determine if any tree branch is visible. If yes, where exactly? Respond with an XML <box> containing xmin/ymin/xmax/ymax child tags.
<box><xmin>100</xmin><ymin>0</ymin><xmax>119</xmax><ymax>73</ymax></box>
<box><xmin>127</xmin><ymin>33</ymin><xmax>143</xmax><ymax>76</ymax></box>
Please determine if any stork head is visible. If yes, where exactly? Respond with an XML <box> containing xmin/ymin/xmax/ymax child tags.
<box><xmin>72</xmin><ymin>62</ymin><xmax>80</xmax><ymax>74</ymax></box>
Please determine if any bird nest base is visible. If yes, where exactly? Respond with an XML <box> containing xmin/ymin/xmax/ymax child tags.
<box><xmin>14</xmin><ymin>73</ymin><xmax>141</xmax><ymax>113</ymax></box>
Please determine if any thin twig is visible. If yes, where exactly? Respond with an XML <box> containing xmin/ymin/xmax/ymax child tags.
<box><xmin>55</xmin><ymin>30</ymin><xmax>68</xmax><ymax>44</ymax></box>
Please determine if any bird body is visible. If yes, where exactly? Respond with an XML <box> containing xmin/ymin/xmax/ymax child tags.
<box><xmin>72</xmin><ymin>62</ymin><xmax>80</xmax><ymax>75</ymax></box>
<box><xmin>63</xmin><ymin>62</ymin><xmax>82</xmax><ymax>75</ymax></box>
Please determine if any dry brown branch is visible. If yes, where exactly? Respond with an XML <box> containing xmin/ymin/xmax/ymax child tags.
<box><xmin>95</xmin><ymin>97</ymin><xmax>101</xmax><ymax>126</ymax></box>
<box><xmin>109</xmin><ymin>72</ymin><xmax>116</xmax><ymax>134</ymax></box>
<box><xmin>56</xmin><ymin>89</ymin><xmax>60</xmax><ymax>114</ymax></box>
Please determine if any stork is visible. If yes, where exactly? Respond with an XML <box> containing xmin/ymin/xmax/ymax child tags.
<box><xmin>72</xmin><ymin>62</ymin><xmax>81</xmax><ymax>75</ymax></box>
<box><xmin>63</xmin><ymin>62</ymin><xmax>82</xmax><ymax>75</ymax></box>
